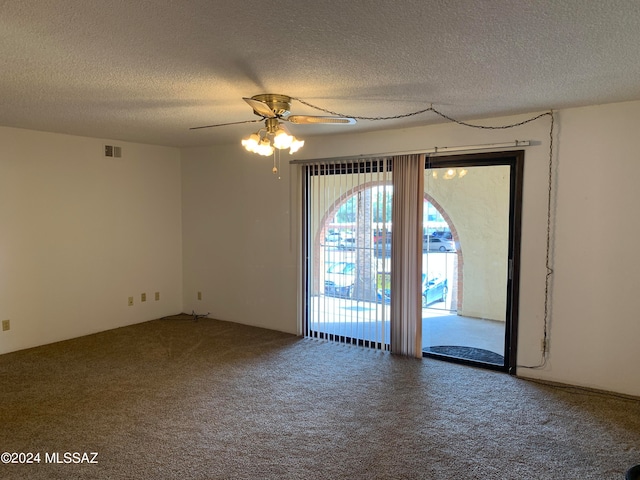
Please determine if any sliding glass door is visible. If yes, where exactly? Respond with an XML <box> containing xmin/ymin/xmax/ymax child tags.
<box><xmin>302</xmin><ymin>151</ymin><xmax>523</xmax><ymax>373</ymax></box>
<box><xmin>421</xmin><ymin>152</ymin><xmax>523</xmax><ymax>372</ymax></box>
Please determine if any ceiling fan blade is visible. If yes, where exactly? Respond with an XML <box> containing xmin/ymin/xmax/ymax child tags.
<box><xmin>243</xmin><ymin>97</ymin><xmax>276</xmax><ymax>118</ymax></box>
<box><xmin>286</xmin><ymin>115</ymin><xmax>356</xmax><ymax>125</ymax></box>
<box><xmin>189</xmin><ymin>118</ymin><xmax>263</xmax><ymax>130</ymax></box>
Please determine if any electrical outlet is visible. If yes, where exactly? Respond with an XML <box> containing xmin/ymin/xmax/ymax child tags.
<box><xmin>197</xmin><ymin>291</ymin><xmax>202</xmax><ymax>300</ymax></box>
<box><xmin>2</xmin><ymin>319</ymin><xmax>9</xmax><ymax>331</ymax></box>
<box><xmin>155</xmin><ymin>292</ymin><xmax>160</xmax><ymax>301</ymax></box>
<box><xmin>141</xmin><ymin>293</ymin><xmax>146</xmax><ymax>302</ymax></box>
<box><xmin>128</xmin><ymin>296</ymin><xmax>134</xmax><ymax>307</ymax></box>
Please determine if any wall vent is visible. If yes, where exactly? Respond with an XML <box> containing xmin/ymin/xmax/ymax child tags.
<box><xmin>104</xmin><ymin>145</ymin><xmax>122</xmax><ymax>158</ymax></box>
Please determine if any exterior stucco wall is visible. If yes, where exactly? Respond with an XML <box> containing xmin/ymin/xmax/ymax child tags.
<box><xmin>426</xmin><ymin>166</ymin><xmax>510</xmax><ymax>321</ymax></box>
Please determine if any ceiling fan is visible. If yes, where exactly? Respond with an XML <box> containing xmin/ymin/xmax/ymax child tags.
<box><xmin>190</xmin><ymin>94</ymin><xmax>357</xmax><ymax>157</ymax></box>
<box><xmin>190</xmin><ymin>93</ymin><xmax>357</xmax><ymax>131</ymax></box>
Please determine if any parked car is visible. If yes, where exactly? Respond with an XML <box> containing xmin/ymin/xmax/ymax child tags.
<box><xmin>324</xmin><ymin>262</ymin><xmax>356</xmax><ymax>298</ymax></box>
<box><xmin>430</xmin><ymin>230</ymin><xmax>452</xmax><ymax>240</ymax></box>
<box><xmin>423</xmin><ymin>236</ymin><xmax>455</xmax><ymax>252</ymax></box>
<box><xmin>376</xmin><ymin>235</ymin><xmax>455</xmax><ymax>255</ymax></box>
<box><xmin>324</xmin><ymin>232</ymin><xmax>355</xmax><ymax>250</ymax></box>
<box><xmin>324</xmin><ymin>232</ymin><xmax>343</xmax><ymax>248</ymax></box>
<box><xmin>421</xmin><ymin>274</ymin><xmax>448</xmax><ymax>307</ymax></box>
<box><xmin>338</xmin><ymin>236</ymin><xmax>356</xmax><ymax>250</ymax></box>
<box><xmin>376</xmin><ymin>274</ymin><xmax>448</xmax><ymax>307</ymax></box>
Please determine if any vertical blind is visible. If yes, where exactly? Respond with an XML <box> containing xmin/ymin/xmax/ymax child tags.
<box><xmin>389</xmin><ymin>154</ymin><xmax>425</xmax><ymax>357</ymax></box>
<box><xmin>304</xmin><ymin>157</ymin><xmax>392</xmax><ymax>351</ymax></box>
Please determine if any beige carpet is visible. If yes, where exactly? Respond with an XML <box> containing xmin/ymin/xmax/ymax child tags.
<box><xmin>1</xmin><ymin>314</ymin><xmax>639</xmax><ymax>479</ymax></box>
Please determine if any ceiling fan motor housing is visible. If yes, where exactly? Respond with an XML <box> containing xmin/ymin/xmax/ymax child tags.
<box><xmin>251</xmin><ymin>94</ymin><xmax>291</xmax><ymax>117</ymax></box>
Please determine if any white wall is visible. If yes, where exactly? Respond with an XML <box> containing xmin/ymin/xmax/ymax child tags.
<box><xmin>181</xmin><ymin>147</ymin><xmax>298</xmax><ymax>333</ymax></box>
<box><xmin>541</xmin><ymin>102</ymin><xmax>640</xmax><ymax>396</ymax></box>
<box><xmin>0</xmin><ymin>127</ymin><xmax>183</xmax><ymax>354</ymax></box>
<box><xmin>181</xmin><ymin>101</ymin><xmax>640</xmax><ymax>397</ymax></box>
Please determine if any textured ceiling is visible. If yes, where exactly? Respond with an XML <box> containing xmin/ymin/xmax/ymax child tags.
<box><xmin>2</xmin><ymin>0</ymin><xmax>640</xmax><ymax>148</ymax></box>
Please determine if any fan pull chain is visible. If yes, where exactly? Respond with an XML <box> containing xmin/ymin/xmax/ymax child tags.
<box><xmin>272</xmin><ymin>149</ymin><xmax>281</xmax><ymax>180</ymax></box>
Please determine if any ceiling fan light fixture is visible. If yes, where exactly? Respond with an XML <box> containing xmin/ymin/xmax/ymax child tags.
<box><xmin>273</xmin><ymin>126</ymin><xmax>293</xmax><ymax>150</ymax></box>
<box><xmin>242</xmin><ymin>120</ymin><xmax>304</xmax><ymax>156</ymax></box>
<box><xmin>256</xmin><ymin>137</ymin><xmax>275</xmax><ymax>156</ymax></box>
<box><xmin>241</xmin><ymin>132</ymin><xmax>261</xmax><ymax>153</ymax></box>
<box><xmin>289</xmin><ymin>138</ymin><xmax>305</xmax><ymax>154</ymax></box>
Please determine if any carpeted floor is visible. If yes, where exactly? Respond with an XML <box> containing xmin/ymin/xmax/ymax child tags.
<box><xmin>1</xmin><ymin>314</ymin><xmax>639</xmax><ymax>479</ymax></box>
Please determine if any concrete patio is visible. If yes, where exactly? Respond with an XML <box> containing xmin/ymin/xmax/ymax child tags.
<box><xmin>308</xmin><ymin>295</ymin><xmax>506</xmax><ymax>366</ymax></box>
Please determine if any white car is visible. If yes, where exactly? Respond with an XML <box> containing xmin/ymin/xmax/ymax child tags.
<box><xmin>423</xmin><ymin>236</ymin><xmax>455</xmax><ymax>252</ymax></box>
<box><xmin>324</xmin><ymin>232</ymin><xmax>342</xmax><ymax>248</ymax></box>
<box><xmin>324</xmin><ymin>262</ymin><xmax>356</xmax><ymax>297</ymax></box>
<box><xmin>324</xmin><ymin>232</ymin><xmax>355</xmax><ymax>249</ymax></box>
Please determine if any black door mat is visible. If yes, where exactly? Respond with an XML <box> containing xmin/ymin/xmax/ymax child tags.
<box><xmin>423</xmin><ymin>345</ymin><xmax>504</xmax><ymax>365</ymax></box>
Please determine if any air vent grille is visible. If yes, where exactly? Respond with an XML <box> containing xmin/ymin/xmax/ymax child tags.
<box><xmin>104</xmin><ymin>145</ymin><xmax>122</xmax><ymax>158</ymax></box>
